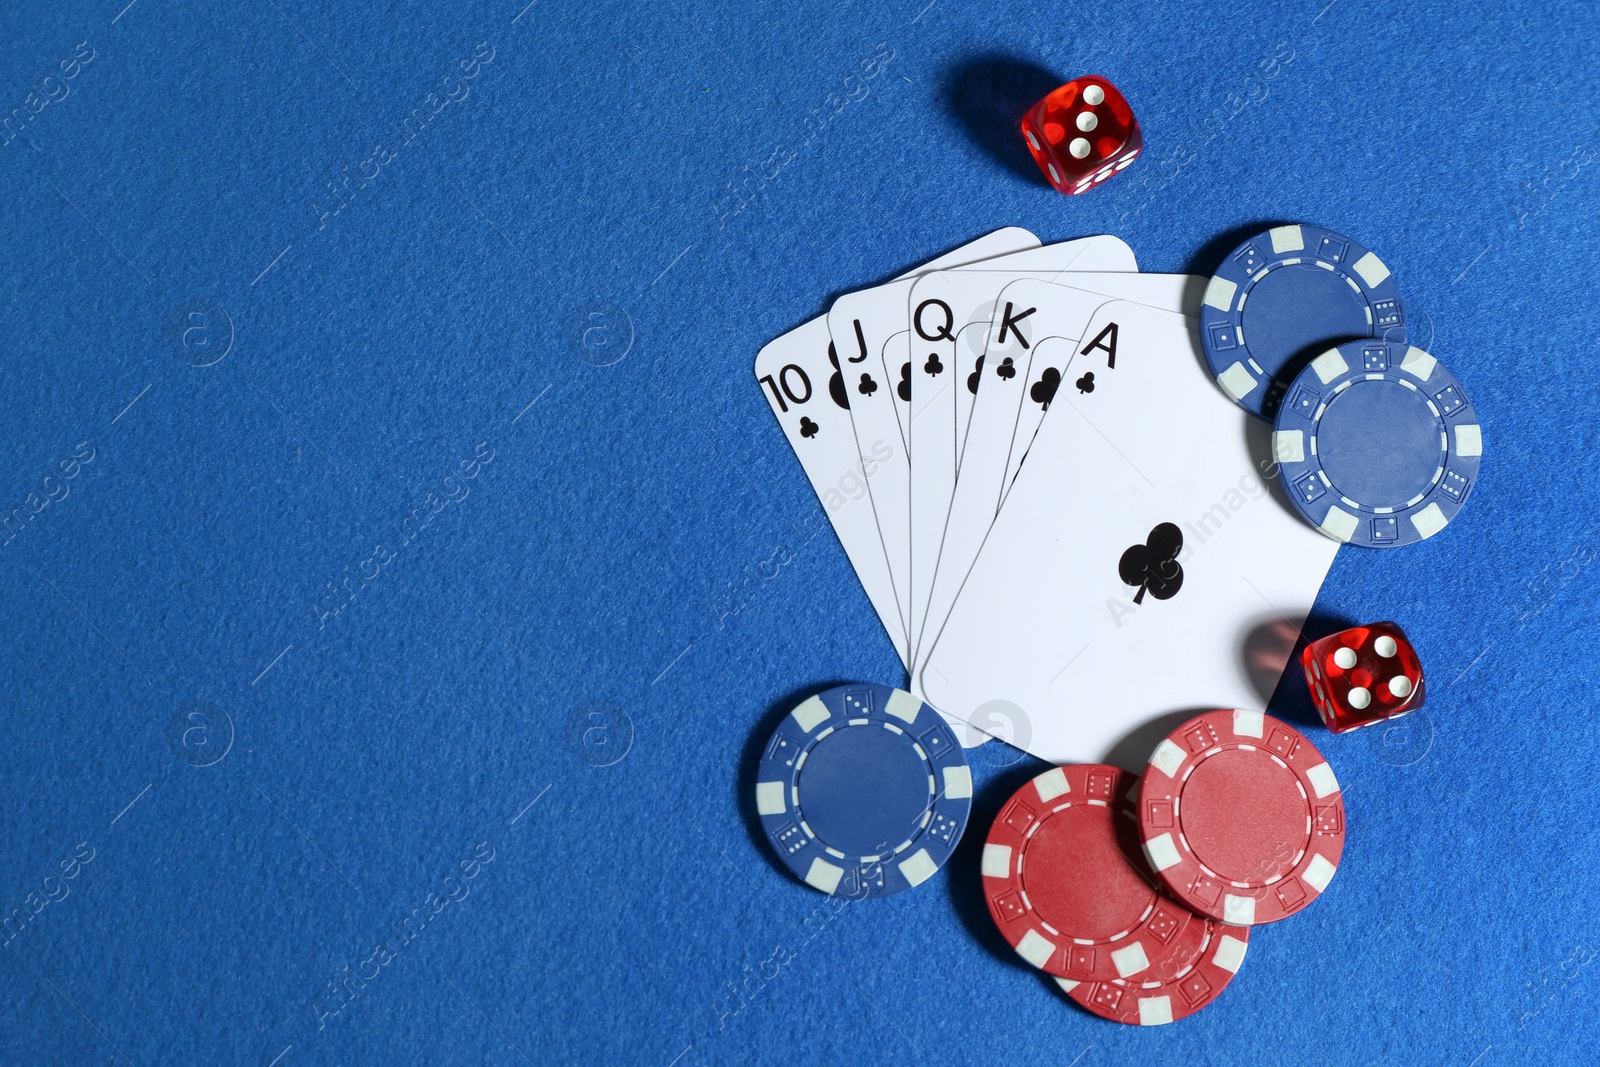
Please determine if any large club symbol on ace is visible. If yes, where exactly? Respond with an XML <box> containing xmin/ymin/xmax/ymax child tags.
<box><xmin>1118</xmin><ymin>522</ymin><xmax>1184</xmax><ymax>604</ymax></box>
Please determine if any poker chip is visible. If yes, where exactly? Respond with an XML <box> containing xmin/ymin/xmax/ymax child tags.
<box><xmin>754</xmin><ymin>684</ymin><xmax>971</xmax><ymax>898</ymax></box>
<box><xmin>982</xmin><ymin>764</ymin><xmax>1203</xmax><ymax>981</ymax></box>
<box><xmin>1139</xmin><ymin>710</ymin><xmax>1345</xmax><ymax>926</ymax></box>
<box><xmin>1199</xmin><ymin>224</ymin><xmax>1406</xmax><ymax>418</ymax></box>
<box><xmin>1271</xmin><ymin>340</ymin><xmax>1482</xmax><ymax>548</ymax></box>
<box><xmin>1053</xmin><ymin>918</ymin><xmax>1249</xmax><ymax>1025</ymax></box>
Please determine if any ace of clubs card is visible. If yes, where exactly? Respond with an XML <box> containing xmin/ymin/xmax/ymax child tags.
<box><xmin>919</xmin><ymin>299</ymin><xmax>1339</xmax><ymax>765</ymax></box>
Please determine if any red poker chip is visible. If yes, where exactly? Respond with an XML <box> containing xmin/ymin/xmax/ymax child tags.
<box><xmin>1138</xmin><ymin>709</ymin><xmax>1346</xmax><ymax>926</ymax></box>
<box><xmin>1053</xmin><ymin>918</ymin><xmax>1250</xmax><ymax>1025</ymax></box>
<box><xmin>981</xmin><ymin>764</ymin><xmax>1203</xmax><ymax>982</ymax></box>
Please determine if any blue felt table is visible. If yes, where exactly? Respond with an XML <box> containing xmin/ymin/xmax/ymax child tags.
<box><xmin>1</xmin><ymin>0</ymin><xmax>1597</xmax><ymax>1063</ymax></box>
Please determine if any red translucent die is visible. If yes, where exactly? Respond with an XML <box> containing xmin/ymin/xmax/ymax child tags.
<box><xmin>1020</xmin><ymin>75</ymin><xmax>1142</xmax><ymax>196</ymax></box>
<box><xmin>1301</xmin><ymin>621</ymin><xmax>1425</xmax><ymax>734</ymax></box>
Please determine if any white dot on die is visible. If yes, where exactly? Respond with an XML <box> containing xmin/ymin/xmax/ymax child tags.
<box><xmin>1114</xmin><ymin>155</ymin><xmax>1137</xmax><ymax>170</ymax></box>
<box><xmin>1026</xmin><ymin>130</ymin><xmax>1040</xmax><ymax>150</ymax></box>
<box><xmin>1333</xmin><ymin>647</ymin><xmax>1357</xmax><ymax>669</ymax></box>
<box><xmin>1388</xmin><ymin>676</ymin><xmax>1413</xmax><ymax>698</ymax></box>
<box><xmin>1347</xmin><ymin>686</ymin><xmax>1372</xmax><ymax>710</ymax></box>
<box><xmin>1374</xmin><ymin>636</ymin><xmax>1398</xmax><ymax>658</ymax></box>
<box><xmin>1069</xmin><ymin>137</ymin><xmax>1091</xmax><ymax>159</ymax></box>
<box><xmin>1083</xmin><ymin>84</ymin><xmax>1105</xmax><ymax>105</ymax></box>
<box><xmin>1077</xmin><ymin>111</ymin><xmax>1098</xmax><ymax>132</ymax></box>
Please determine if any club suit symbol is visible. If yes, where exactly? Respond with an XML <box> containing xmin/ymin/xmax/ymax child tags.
<box><xmin>1076</xmin><ymin>371</ymin><xmax>1095</xmax><ymax>394</ymax></box>
<box><xmin>994</xmin><ymin>357</ymin><xmax>1016</xmax><ymax>380</ymax></box>
<box><xmin>858</xmin><ymin>373</ymin><xmax>878</xmax><ymax>396</ymax></box>
<box><xmin>924</xmin><ymin>352</ymin><xmax>944</xmax><ymax>376</ymax></box>
<box><xmin>967</xmin><ymin>355</ymin><xmax>985</xmax><ymax>394</ymax></box>
<box><xmin>1118</xmin><ymin>523</ymin><xmax>1184</xmax><ymax>604</ymax></box>
<box><xmin>898</xmin><ymin>362</ymin><xmax>912</xmax><ymax>401</ymax></box>
<box><xmin>799</xmin><ymin>417</ymin><xmax>819</xmax><ymax>439</ymax></box>
<box><xmin>1030</xmin><ymin>367</ymin><xmax>1060</xmax><ymax>409</ymax></box>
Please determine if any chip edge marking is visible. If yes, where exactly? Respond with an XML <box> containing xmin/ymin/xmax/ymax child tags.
<box><xmin>791</xmin><ymin>695</ymin><xmax>830</xmax><ymax>733</ymax></box>
<box><xmin>804</xmin><ymin>856</ymin><xmax>844</xmax><ymax>894</ymax></box>
<box><xmin>1269</xmin><ymin>225</ymin><xmax>1305</xmax><ymax>254</ymax></box>
<box><xmin>981</xmin><ymin>842</ymin><xmax>1013</xmax><ymax>879</ymax></box>
<box><xmin>1144</xmin><ymin>832</ymin><xmax>1182</xmax><ymax>873</ymax></box>
<box><xmin>755</xmin><ymin>780</ymin><xmax>787</xmax><ymax>816</ymax></box>
<box><xmin>1149</xmin><ymin>739</ymin><xmax>1186</xmax><ymax>778</ymax></box>
<box><xmin>1203</xmin><ymin>275</ymin><xmax>1238</xmax><ymax>313</ymax></box>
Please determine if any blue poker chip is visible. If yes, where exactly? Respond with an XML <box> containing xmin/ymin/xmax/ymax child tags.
<box><xmin>754</xmin><ymin>683</ymin><xmax>971</xmax><ymax>898</ymax></box>
<box><xmin>1271</xmin><ymin>340</ymin><xmax>1483</xmax><ymax>549</ymax></box>
<box><xmin>1199</xmin><ymin>224</ymin><xmax>1406</xmax><ymax>418</ymax></box>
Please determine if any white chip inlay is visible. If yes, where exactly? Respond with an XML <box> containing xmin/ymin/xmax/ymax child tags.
<box><xmin>1213</xmin><ymin>934</ymin><xmax>1247</xmax><ymax>973</ymax></box>
<box><xmin>1333</xmin><ymin>647</ymin><xmax>1357</xmax><ymax>669</ymax></box>
<box><xmin>1149</xmin><ymin>739</ymin><xmax>1186</xmax><ymax>777</ymax></box>
<box><xmin>981</xmin><ymin>843</ymin><xmax>1013</xmax><ymax>879</ymax></box>
<box><xmin>1411</xmin><ymin>502</ymin><xmax>1449</xmax><ymax>539</ymax></box>
<box><xmin>1138</xmin><ymin>996</ymin><xmax>1174</xmax><ymax>1026</ymax></box>
<box><xmin>1069</xmin><ymin>137</ymin><xmax>1091</xmax><ymax>158</ymax></box>
<box><xmin>1222</xmin><ymin>894</ymin><xmax>1256</xmax><ymax>925</ymax></box>
<box><xmin>943</xmin><ymin>765</ymin><xmax>972</xmax><ymax>800</ymax></box>
<box><xmin>1034</xmin><ymin>766</ymin><xmax>1070</xmax><ymax>802</ymax></box>
<box><xmin>1016</xmin><ymin>929</ymin><xmax>1056</xmax><ymax>968</ymax></box>
<box><xmin>756</xmin><ymin>781</ymin><xmax>787</xmax><ymax>816</ymax></box>
<box><xmin>1203</xmin><ymin>274</ymin><xmax>1240</xmax><ymax>313</ymax></box>
<box><xmin>1302</xmin><ymin>853</ymin><xmax>1337</xmax><ymax>893</ymax></box>
<box><xmin>1111</xmin><ymin>941</ymin><xmax>1151</xmax><ymax>978</ymax></box>
<box><xmin>1399</xmin><ymin>346</ymin><xmax>1437</xmax><ymax>382</ymax></box>
<box><xmin>1219</xmin><ymin>362</ymin><xmax>1257</xmax><ymax>401</ymax></box>
<box><xmin>899</xmin><ymin>848</ymin><xmax>938</xmax><ymax>888</ymax></box>
<box><xmin>1272</xmin><ymin>429</ymin><xmax>1305</xmax><ymax>464</ymax></box>
<box><xmin>791</xmin><ymin>696</ymin><xmax>830</xmax><ymax>733</ymax></box>
<box><xmin>1321</xmin><ymin>506</ymin><xmax>1359</xmax><ymax>542</ymax></box>
<box><xmin>1233</xmin><ymin>709</ymin><xmax>1264</xmax><ymax>738</ymax></box>
<box><xmin>1311</xmin><ymin>347</ymin><xmax>1351</xmax><ymax>383</ymax></box>
<box><xmin>1374</xmin><ymin>636</ymin><xmax>1398</xmax><ymax>658</ymax></box>
<box><xmin>1455</xmin><ymin>424</ymin><xmax>1482</xmax><ymax>457</ymax></box>
<box><xmin>805</xmin><ymin>857</ymin><xmax>844</xmax><ymax>894</ymax></box>
<box><xmin>1269</xmin><ymin>225</ymin><xmax>1305</xmax><ymax>253</ymax></box>
<box><xmin>885</xmin><ymin>689</ymin><xmax>922</xmax><ymax>723</ymax></box>
<box><xmin>1352</xmin><ymin>251</ymin><xmax>1392</xmax><ymax>288</ymax></box>
<box><xmin>1305</xmin><ymin>761</ymin><xmax>1340</xmax><ymax>799</ymax></box>
<box><xmin>1144</xmin><ymin>832</ymin><xmax>1182</xmax><ymax>873</ymax></box>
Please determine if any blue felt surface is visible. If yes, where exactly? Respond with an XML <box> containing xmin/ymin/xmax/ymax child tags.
<box><xmin>1</xmin><ymin>0</ymin><xmax>1597</xmax><ymax>1063</ymax></box>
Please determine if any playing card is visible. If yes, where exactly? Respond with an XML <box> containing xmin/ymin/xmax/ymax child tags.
<box><xmin>1001</xmin><ymin>274</ymin><xmax>1206</xmax><ymax>500</ymax></box>
<box><xmin>913</xmin><ymin>273</ymin><xmax>1204</xmax><ymax>690</ymax></box>
<box><xmin>918</xmin><ymin>300</ymin><xmax>1340</xmax><ymax>765</ymax></box>
<box><xmin>827</xmin><ymin>237</ymin><xmax>1136</xmax><ymax>664</ymax></box>
<box><xmin>753</xmin><ymin>227</ymin><xmax>1040</xmax><ymax>667</ymax></box>
<box><xmin>899</xmin><ymin>247</ymin><xmax>1143</xmax><ymax>667</ymax></box>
